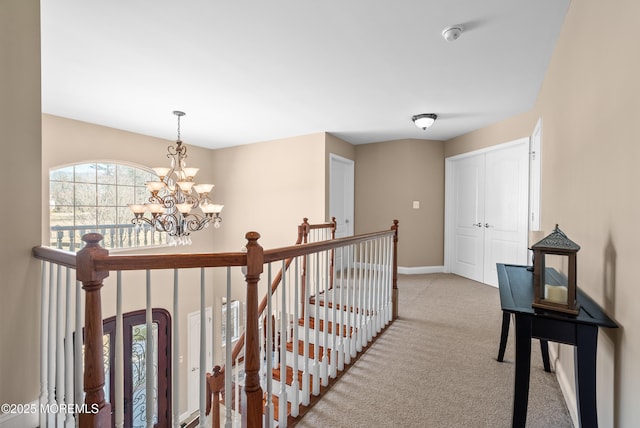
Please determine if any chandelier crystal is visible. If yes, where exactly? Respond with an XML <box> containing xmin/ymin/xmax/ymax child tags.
<box><xmin>129</xmin><ymin>111</ymin><xmax>223</xmax><ymax>246</ymax></box>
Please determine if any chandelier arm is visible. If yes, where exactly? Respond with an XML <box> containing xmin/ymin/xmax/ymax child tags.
<box><xmin>183</xmin><ymin>215</ymin><xmax>210</xmax><ymax>232</ymax></box>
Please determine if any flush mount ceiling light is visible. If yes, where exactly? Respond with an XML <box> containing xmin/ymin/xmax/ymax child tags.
<box><xmin>442</xmin><ymin>25</ymin><xmax>463</xmax><ymax>42</ymax></box>
<box><xmin>412</xmin><ymin>113</ymin><xmax>437</xmax><ymax>130</ymax></box>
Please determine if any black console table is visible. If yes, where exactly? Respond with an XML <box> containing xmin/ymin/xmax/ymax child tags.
<box><xmin>496</xmin><ymin>263</ymin><xmax>618</xmax><ymax>428</ymax></box>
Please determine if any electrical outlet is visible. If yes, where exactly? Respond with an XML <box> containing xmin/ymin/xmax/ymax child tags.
<box><xmin>413</xmin><ymin>201</ymin><xmax>420</xmax><ymax>209</ymax></box>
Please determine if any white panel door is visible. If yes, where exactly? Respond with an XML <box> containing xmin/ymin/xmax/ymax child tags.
<box><xmin>447</xmin><ymin>139</ymin><xmax>529</xmax><ymax>287</ymax></box>
<box><xmin>187</xmin><ymin>307</ymin><xmax>212</xmax><ymax>415</ymax></box>
<box><xmin>330</xmin><ymin>154</ymin><xmax>354</xmax><ymax>270</ymax></box>
<box><xmin>451</xmin><ymin>154</ymin><xmax>485</xmax><ymax>283</ymax></box>
<box><xmin>483</xmin><ymin>143</ymin><xmax>529</xmax><ymax>286</ymax></box>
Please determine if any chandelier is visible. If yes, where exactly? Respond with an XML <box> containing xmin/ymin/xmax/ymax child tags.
<box><xmin>129</xmin><ymin>111</ymin><xmax>223</xmax><ymax>246</ymax></box>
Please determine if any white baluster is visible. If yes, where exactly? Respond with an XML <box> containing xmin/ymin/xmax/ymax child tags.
<box><xmin>234</xmin><ymin>358</ymin><xmax>240</xmax><ymax>425</ymax></box>
<box><xmin>39</xmin><ymin>261</ymin><xmax>48</xmax><ymax>428</ymax></box>
<box><xmin>329</xmin><ymin>249</ymin><xmax>338</xmax><ymax>379</ymax></box>
<box><xmin>386</xmin><ymin>236</ymin><xmax>393</xmax><ymax>323</ymax></box>
<box><xmin>115</xmin><ymin>271</ymin><xmax>124</xmax><ymax>428</ymax></box>
<box><xmin>363</xmin><ymin>241</ymin><xmax>371</xmax><ymax>345</ymax></box>
<box><xmin>290</xmin><ymin>258</ymin><xmax>300</xmax><ymax>417</ymax></box>
<box><xmin>55</xmin><ymin>265</ymin><xmax>64</xmax><ymax>426</ymax></box>
<box><xmin>345</xmin><ymin>245</ymin><xmax>354</xmax><ymax>364</ymax></box>
<box><xmin>320</xmin><ymin>251</ymin><xmax>329</xmax><ymax>387</ymax></box>
<box><xmin>355</xmin><ymin>243</ymin><xmax>363</xmax><ymax>354</ymax></box>
<box><xmin>224</xmin><ymin>267</ymin><xmax>233</xmax><ymax>428</ymax></box>
<box><xmin>264</xmin><ymin>264</ymin><xmax>273</xmax><ymax>425</ymax></box>
<box><xmin>47</xmin><ymin>262</ymin><xmax>56</xmax><ymax>428</ymax></box>
<box><xmin>74</xmin><ymin>280</ymin><xmax>83</xmax><ymax>420</ymax></box>
<box><xmin>199</xmin><ymin>268</ymin><xmax>206</xmax><ymax>428</ymax></box>
<box><xmin>336</xmin><ymin>247</ymin><xmax>345</xmax><ymax>372</ymax></box>
<box><xmin>376</xmin><ymin>239</ymin><xmax>385</xmax><ymax>334</ymax></box>
<box><xmin>146</xmin><ymin>270</ymin><xmax>154</xmax><ymax>428</ymax></box>
<box><xmin>173</xmin><ymin>269</ymin><xmax>181</xmax><ymax>428</ymax></box>
<box><xmin>64</xmin><ymin>267</ymin><xmax>75</xmax><ymax>428</ymax></box>
<box><xmin>373</xmin><ymin>239</ymin><xmax>384</xmax><ymax>336</ymax></box>
<box><xmin>371</xmin><ymin>239</ymin><xmax>378</xmax><ymax>337</ymax></box>
<box><xmin>279</xmin><ymin>260</ymin><xmax>288</xmax><ymax>426</ymax></box>
<box><xmin>312</xmin><ymin>253</ymin><xmax>320</xmax><ymax>396</ymax></box>
<box><xmin>301</xmin><ymin>256</ymin><xmax>311</xmax><ymax>406</ymax></box>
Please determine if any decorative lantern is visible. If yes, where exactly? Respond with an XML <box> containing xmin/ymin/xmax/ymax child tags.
<box><xmin>531</xmin><ymin>224</ymin><xmax>580</xmax><ymax>315</ymax></box>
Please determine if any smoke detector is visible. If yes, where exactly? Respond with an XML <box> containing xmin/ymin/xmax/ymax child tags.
<box><xmin>442</xmin><ymin>25</ymin><xmax>463</xmax><ymax>42</ymax></box>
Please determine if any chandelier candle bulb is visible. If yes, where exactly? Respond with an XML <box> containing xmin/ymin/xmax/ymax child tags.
<box><xmin>182</xmin><ymin>167</ymin><xmax>199</xmax><ymax>179</ymax></box>
<box><xmin>129</xmin><ymin>204</ymin><xmax>146</xmax><ymax>215</ymax></box>
<box><xmin>193</xmin><ymin>184</ymin><xmax>214</xmax><ymax>195</ymax></box>
<box><xmin>176</xmin><ymin>203</ymin><xmax>192</xmax><ymax>214</ymax></box>
<box><xmin>177</xmin><ymin>181</ymin><xmax>195</xmax><ymax>192</ymax></box>
<box><xmin>146</xmin><ymin>181</ymin><xmax>165</xmax><ymax>193</ymax></box>
<box><xmin>146</xmin><ymin>203</ymin><xmax>165</xmax><ymax>214</ymax></box>
<box><xmin>152</xmin><ymin>167</ymin><xmax>171</xmax><ymax>179</ymax></box>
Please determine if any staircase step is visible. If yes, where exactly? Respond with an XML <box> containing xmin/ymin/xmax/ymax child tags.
<box><xmin>299</xmin><ymin>316</ymin><xmax>352</xmax><ymax>337</ymax></box>
<box><xmin>272</xmin><ymin>364</ymin><xmax>312</xmax><ymax>387</ymax></box>
<box><xmin>309</xmin><ymin>297</ymin><xmax>371</xmax><ymax>315</ymax></box>
<box><xmin>286</xmin><ymin>339</ymin><xmax>325</xmax><ymax>360</ymax></box>
<box><xmin>264</xmin><ymin>393</ymin><xmax>291</xmax><ymax>422</ymax></box>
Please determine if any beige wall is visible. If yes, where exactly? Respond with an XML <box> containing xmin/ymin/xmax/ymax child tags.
<box><xmin>444</xmin><ymin>110</ymin><xmax>537</xmax><ymax>159</ymax></box>
<box><xmin>446</xmin><ymin>1</ymin><xmax>640</xmax><ymax>425</ymax></box>
<box><xmin>0</xmin><ymin>0</ymin><xmax>42</xmax><ymax>406</ymax></box>
<box><xmin>211</xmin><ymin>133</ymin><xmax>327</xmax><ymax>251</ymax></box>
<box><xmin>355</xmin><ymin>139</ymin><xmax>445</xmax><ymax>268</ymax></box>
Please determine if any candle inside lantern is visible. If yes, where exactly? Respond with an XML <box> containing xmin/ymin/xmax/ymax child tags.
<box><xmin>545</xmin><ymin>284</ymin><xmax>568</xmax><ymax>304</ymax></box>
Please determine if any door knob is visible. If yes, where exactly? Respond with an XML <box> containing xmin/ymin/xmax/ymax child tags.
<box><xmin>473</xmin><ymin>223</ymin><xmax>482</xmax><ymax>227</ymax></box>
<box><xmin>484</xmin><ymin>223</ymin><xmax>491</xmax><ymax>228</ymax></box>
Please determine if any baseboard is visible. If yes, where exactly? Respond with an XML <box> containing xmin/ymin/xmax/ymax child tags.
<box><xmin>398</xmin><ymin>266</ymin><xmax>445</xmax><ymax>275</ymax></box>
<box><xmin>0</xmin><ymin>399</ymin><xmax>39</xmax><ymax>428</ymax></box>
<box><xmin>549</xmin><ymin>344</ymin><xmax>578</xmax><ymax>427</ymax></box>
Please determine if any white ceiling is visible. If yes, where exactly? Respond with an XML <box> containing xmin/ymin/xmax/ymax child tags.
<box><xmin>40</xmin><ymin>0</ymin><xmax>570</xmax><ymax>149</ymax></box>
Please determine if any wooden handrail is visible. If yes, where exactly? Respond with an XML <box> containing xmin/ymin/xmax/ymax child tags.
<box><xmin>32</xmin><ymin>246</ymin><xmax>77</xmax><ymax>268</ymax></box>
<box><xmin>264</xmin><ymin>229</ymin><xmax>394</xmax><ymax>263</ymax></box>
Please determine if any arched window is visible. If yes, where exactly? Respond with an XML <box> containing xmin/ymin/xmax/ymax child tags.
<box><xmin>49</xmin><ymin>162</ymin><xmax>167</xmax><ymax>251</ymax></box>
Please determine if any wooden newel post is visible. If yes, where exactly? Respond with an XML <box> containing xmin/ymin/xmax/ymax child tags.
<box><xmin>76</xmin><ymin>233</ymin><xmax>111</xmax><ymax>427</ymax></box>
<box><xmin>242</xmin><ymin>232</ymin><xmax>264</xmax><ymax>427</ymax></box>
<box><xmin>300</xmin><ymin>218</ymin><xmax>309</xmax><ymax>317</ymax></box>
<box><xmin>391</xmin><ymin>220</ymin><xmax>399</xmax><ymax>320</ymax></box>
<box><xmin>206</xmin><ymin>366</ymin><xmax>224</xmax><ymax>428</ymax></box>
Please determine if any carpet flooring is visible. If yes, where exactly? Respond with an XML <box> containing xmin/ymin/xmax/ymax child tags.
<box><xmin>295</xmin><ymin>273</ymin><xmax>573</xmax><ymax>428</ymax></box>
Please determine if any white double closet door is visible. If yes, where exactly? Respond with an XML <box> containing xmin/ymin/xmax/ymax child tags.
<box><xmin>446</xmin><ymin>139</ymin><xmax>529</xmax><ymax>287</ymax></box>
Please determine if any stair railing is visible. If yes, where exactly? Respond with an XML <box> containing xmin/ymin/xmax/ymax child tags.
<box><xmin>257</xmin><ymin>222</ymin><xmax>398</xmax><ymax>426</ymax></box>
<box><xmin>32</xmin><ymin>218</ymin><xmax>397</xmax><ymax>428</ymax></box>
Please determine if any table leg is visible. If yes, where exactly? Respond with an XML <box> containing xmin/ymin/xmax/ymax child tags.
<box><xmin>540</xmin><ymin>340</ymin><xmax>551</xmax><ymax>372</ymax></box>
<box><xmin>575</xmin><ymin>324</ymin><xmax>599</xmax><ymax>428</ymax></box>
<box><xmin>498</xmin><ymin>312</ymin><xmax>510</xmax><ymax>362</ymax></box>
<box><xmin>513</xmin><ymin>315</ymin><xmax>532</xmax><ymax>428</ymax></box>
